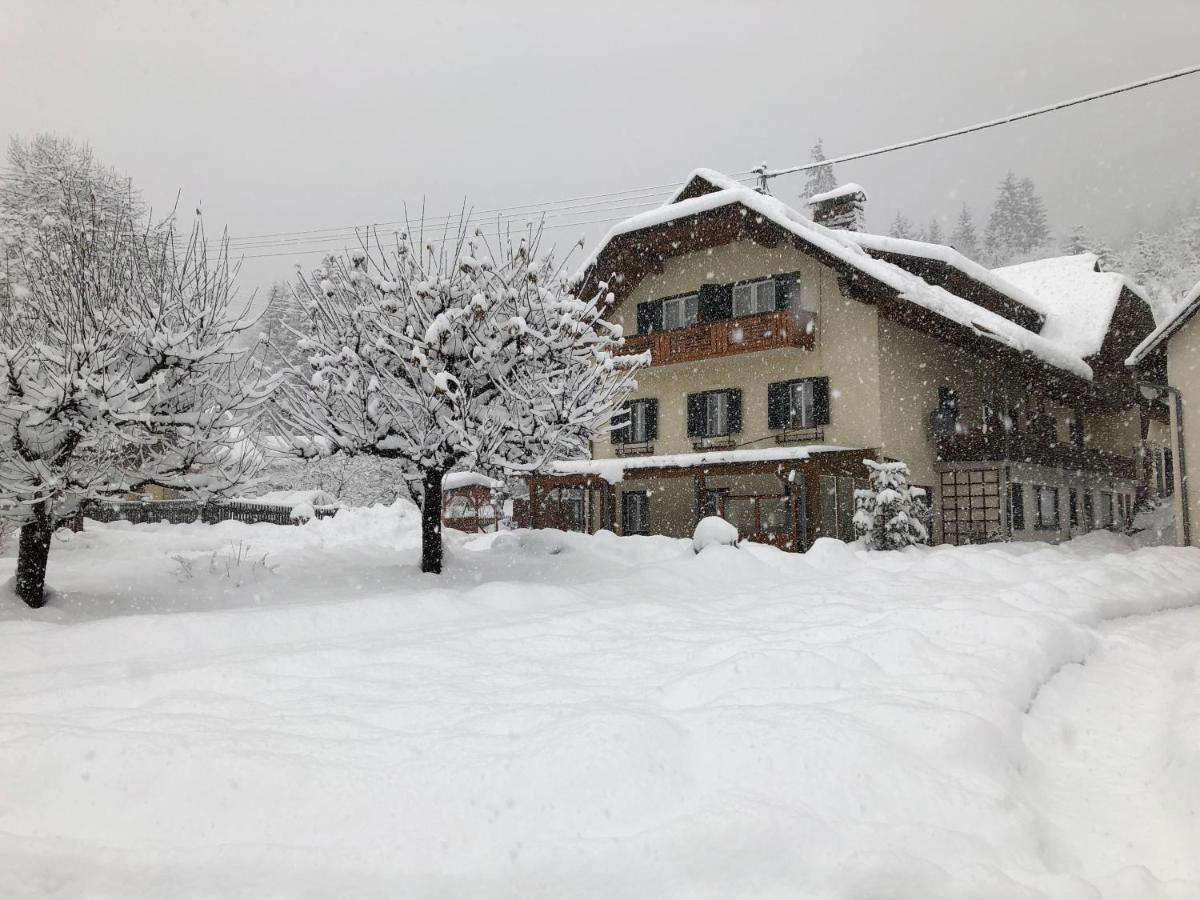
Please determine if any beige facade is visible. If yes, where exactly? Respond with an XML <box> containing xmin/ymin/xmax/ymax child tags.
<box><xmin>1166</xmin><ymin>312</ymin><xmax>1200</xmax><ymax>546</ymax></box>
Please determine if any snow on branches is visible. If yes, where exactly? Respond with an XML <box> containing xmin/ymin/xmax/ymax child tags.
<box><xmin>0</xmin><ymin>176</ymin><xmax>274</xmax><ymax>605</ymax></box>
<box><xmin>270</xmin><ymin>218</ymin><xmax>645</xmax><ymax>572</ymax></box>
<box><xmin>853</xmin><ymin>459</ymin><xmax>929</xmax><ymax>550</ymax></box>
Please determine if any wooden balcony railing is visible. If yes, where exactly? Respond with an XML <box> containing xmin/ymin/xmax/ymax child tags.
<box><xmin>936</xmin><ymin>429</ymin><xmax>1136</xmax><ymax>480</ymax></box>
<box><xmin>617</xmin><ymin>309</ymin><xmax>814</xmax><ymax>367</ymax></box>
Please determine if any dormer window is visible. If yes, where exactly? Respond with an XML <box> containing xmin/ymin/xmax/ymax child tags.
<box><xmin>662</xmin><ymin>293</ymin><xmax>698</xmax><ymax>330</ymax></box>
<box><xmin>733</xmin><ymin>279</ymin><xmax>776</xmax><ymax>317</ymax></box>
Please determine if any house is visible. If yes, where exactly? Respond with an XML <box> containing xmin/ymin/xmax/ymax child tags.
<box><xmin>442</xmin><ymin>472</ymin><xmax>504</xmax><ymax>533</ymax></box>
<box><xmin>528</xmin><ymin>169</ymin><xmax>1156</xmax><ymax>548</ymax></box>
<box><xmin>1126</xmin><ymin>279</ymin><xmax>1200</xmax><ymax>546</ymax></box>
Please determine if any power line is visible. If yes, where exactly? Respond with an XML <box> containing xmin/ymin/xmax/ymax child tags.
<box><xmin>207</xmin><ymin>170</ymin><xmax>759</xmax><ymax>250</ymax></box>
<box><xmin>758</xmin><ymin>62</ymin><xmax>1200</xmax><ymax>183</ymax></box>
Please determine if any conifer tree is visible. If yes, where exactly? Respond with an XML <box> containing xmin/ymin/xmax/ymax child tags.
<box><xmin>926</xmin><ymin>218</ymin><xmax>944</xmax><ymax>245</ymax></box>
<box><xmin>889</xmin><ymin>212</ymin><xmax>917</xmax><ymax>240</ymax></box>
<box><xmin>852</xmin><ymin>460</ymin><xmax>929</xmax><ymax>550</ymax></box>
<box><xmin>801</xmin><ymin>138</ymin><xmax>837</xmax><ymax>200</ymax></box>
<box><xmin>950</xmin><ymin>204</ymin><xmax>981</xmax><ymax>260</ymax></box>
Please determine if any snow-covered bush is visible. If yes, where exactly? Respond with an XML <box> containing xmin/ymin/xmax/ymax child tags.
<box><xmin>270</xmin><ymin>217</ymin><xmax>644</xmax><ymax>574</ymax></box>
<box><xmin>853</xmin><ymin>459</ymin><xmax>929</xmax><ymax>550</ymax></box>
<box><xmin>0</xmin><ymin>138</ymin><xmax>273</xmax><ymax>607</ymax></box>
<box><xmin>693</xmin><ymin>516</ymin><xmax>739</xmax><ymax>553</ymax></box>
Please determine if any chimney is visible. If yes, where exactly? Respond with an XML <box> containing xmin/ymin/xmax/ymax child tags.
<box><xmin>806</xmin><ymin>183</ymin><xmax>867</xmax><ymax>231</ymax></box>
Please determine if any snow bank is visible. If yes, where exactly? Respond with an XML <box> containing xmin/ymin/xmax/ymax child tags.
<box><xmin>692</xmin><ymin>515</ymin><xmax>738</xmax><ymax>552</ymax></box>
<box><xmin>442</xmin><ymin>471</ymin><xmax>504</xmax><ymax>491</ymax></box>
<box><xmin>1</xmin><ymin>516</ymin><xmax>1199</xmax><ymax>897</ymax></box>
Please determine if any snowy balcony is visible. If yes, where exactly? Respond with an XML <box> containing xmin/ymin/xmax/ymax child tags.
<box><xmin>618</xmin><ymin>309</ymin><xmax>814</xmax><ymax>368</ymax></box>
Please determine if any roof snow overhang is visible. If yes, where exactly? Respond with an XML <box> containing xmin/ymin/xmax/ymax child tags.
<box><xmin>1127</xmin><ymin>279</ymin><xmax>1200</xmax><ymax>367</ymax></box>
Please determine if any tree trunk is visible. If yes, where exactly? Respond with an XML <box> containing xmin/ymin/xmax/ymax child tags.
<box><xmin>421</xmin><ymin>468</ymin><xmax>444</xmax><ymax>574</ymax></box>
<box><xmin>15</xmin><ymin>503</ymin><xmax>53</xmax><ymax>608</ymax></box>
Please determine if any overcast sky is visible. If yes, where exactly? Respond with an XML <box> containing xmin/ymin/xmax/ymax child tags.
<box><xmin>3</xmin><ymin>0</ymin><xmax>1200</xmax><ymax>302</ymax></box>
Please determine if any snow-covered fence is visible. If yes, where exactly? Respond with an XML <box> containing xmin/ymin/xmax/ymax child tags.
<box><xmin>79</xmin><ymin>499</ymin><xmax>338</xmax><ymax>527</ymax></box>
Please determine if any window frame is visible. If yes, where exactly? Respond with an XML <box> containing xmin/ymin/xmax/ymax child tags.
<box><xmin>732</xmin><ymin>278</ymin><xmax>777</xmax><ymax>318</ymax></box>
<box><xmin>787</xmin><ymin>380</ymin><xmax>815</xmax><ymax>429</ymax></box>
<box><xmin>1035</xmin><ymin>484</ymin><xmax>1060</xmax><ymax>530</ymax></box>
<box><xmin>622</xmin><ymin>490</ymin><xmax>649</xmax><ymax>535</ymax></box>
<box><xmin>661</xmin><ymin>293</ymin><xmax>699</xmax><ymax>331</ymax></box>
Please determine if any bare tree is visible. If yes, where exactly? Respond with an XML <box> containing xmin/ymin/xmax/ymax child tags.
<box><xmin>270</xmin><ymin>218</ymin><xmax>643</xmax><ymax>573</ymax></box>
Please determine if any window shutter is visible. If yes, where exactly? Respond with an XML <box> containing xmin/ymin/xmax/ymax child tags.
<box><xmin>686</xmin><ymin>393</ymin><xmax>704</xmax><ymax>437</ymax></box>
<box><xmin>644</xmin><ymin>399</ymin><xmax>659</xmax><ymax>440</ymax></box>
<box><xmin>636</xmin><ymin>299</ymin><xmax>663</xmax><ymax>334</ymax></box>
<box><xmin>728</xmin><ymin>389</ymin><xmax>743</xmax><ymax>434</ymax></box>
<box><xmin>610</xmin><ymin>401</ymin><xmax>630</xmax><ymax>444</ymax></box>
<box><xmin>767</xmin><ymin>381</ymin><xmax>789</xmax><ymax>429</ymax></box>
<box><xmin>812</xmin><ymin>377</ymin><xmax>831</xmax><ymax>425</ymax></box>
<box><xmin>698</xmin><ymin>283</ymin><xmax>733</xmax><ymax>322</ymax></box>
<box><xmin>773</xmin><ymin>273</ymin><xmax>798</xmax><ymax>311</ymax></box>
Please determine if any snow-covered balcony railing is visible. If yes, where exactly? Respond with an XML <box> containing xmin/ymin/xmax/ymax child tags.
<box><xmin>936</xmin><ymin>429</ymin><xmax>1137</xmax><ymax>480</ymax></box>
<box><xmin>617</xmin><ymin>309</ymin><xmax>814</xmax><ymax>367</ymax></box>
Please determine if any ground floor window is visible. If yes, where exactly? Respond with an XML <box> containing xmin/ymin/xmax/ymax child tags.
<box><xmin>1101</xmin><ymin>491</ymin><xmax>1115</xmax><ymax>528</ymax></box>
<box><xmin>1069</xmin><ymin>488</ymin><xmax>1080</xmax><ymax>528</ymax></box>
<box><xmin>1036</xmin><ymin>485</ymin><xmax>1060</xmax><ymax>530</ymax></box>
<box><xmin>622</xmin><ymin>491</ymin><xmax>649</xmax><ymax>535</ymax></box>
<box><xmin>819</xmin><ymin>475</ymin><xmax>866</xmax><ymax>542</ymax></box>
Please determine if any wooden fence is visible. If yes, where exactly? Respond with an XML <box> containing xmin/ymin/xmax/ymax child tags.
<box><xmin>79</xmin><ymin>498</ymin><xmax>338</xmax><ymax>527</ymax></box>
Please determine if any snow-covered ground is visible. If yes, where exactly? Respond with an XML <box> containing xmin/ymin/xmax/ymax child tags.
<box><xmin>1</xmin><ymin>505</ymin><xmax>1199</xmax><ymax>898</ymax></box>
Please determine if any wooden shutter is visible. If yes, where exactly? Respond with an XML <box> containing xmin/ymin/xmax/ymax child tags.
<box><xmin>767</xmin><ymin>381</ymin><xmax>789</xmax><ymax>429</ymax></box>
<box><xmin>698</xmin><ymin>284</ymin><xmax>733</xmax><ymax>323</ymax></box>
<box><xmin>686</xmin><ymin>393</ymin><xmax>705</xmax><ymax>437</ymax></box>
<box><xmin>728</xmin><ymin>389</ymin><xmax>743</xmax><ymax>434</ymax></box>
<box><xmin>644</xmin><ymin>399</ymin><xmax>659</xmax><ymax>440</ymax></box>
<box><xmin>812</xmin><ymin>377</ymin><xmax>831</xmax><ymax>425</ymax></box>
<box><xmin>610</xmin><ymin>401</ymin><xmax>630</xmax><ymax>444</ymax></box>
<box><xmin>773</xmin><ymin>273</ymin><xmax>799</xmax><ymax>311</ymax></box>
<box><xmin>636</xmin><ymin>299</ymin><xmax>663</xmax><ymax>334</ymax></box>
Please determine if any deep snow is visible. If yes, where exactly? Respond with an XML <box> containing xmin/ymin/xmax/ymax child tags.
<box><xmin>1</xmin><ymin>505</ymin><xmax>1199</xmax><ymax>898</ymax></box>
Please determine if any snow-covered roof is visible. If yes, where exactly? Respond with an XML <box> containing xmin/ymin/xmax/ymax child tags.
<box><xmin>665</xmin><ymin>167</ymin><xmax>752</xmax><ymax>204</ymax></box>
<box><xmin>995</xmin><ymin>253</ymin><xmax>1149</xmax><ymax>359</ymax></box>
<box><xmin>443</xmin><ymin>471</ymin><xmax>504</xmax><ymax>491</ymax></box>
<box><xmin>551</xmin><ymin>446</ymin><xmax>857</xmax><ymax>483</ymax></box>
<box><xmin>579</xmin><ymin>175</ymin><xmax>1092</xmax><ymax>380</ymax></box>
<box><xmin>1127</xmin><ymin>278</ymin><xmax>1200</xmax><ymax>366</ymax></box>
<box><xmin>844</xmin><ymin>232</ymin><xmax>1048</xmax><ymax>325</ymax></box>
<box><xmin>807</xmin><ymin>182</ymin><xmax>867</xmax><ymax>205</ymax></box>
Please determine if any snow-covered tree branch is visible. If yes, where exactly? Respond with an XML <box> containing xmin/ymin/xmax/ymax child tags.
<box><xmin>270</xmin><ymin>217</ymin><xmax>644</xmax><ymax>573</ymax></box>
<box><xmin>0</xmin><ymin>138</ymin><xmax>275</xmax><ymax>607</ymax></box>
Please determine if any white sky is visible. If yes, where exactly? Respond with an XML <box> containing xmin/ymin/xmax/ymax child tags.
<box><xmin>3</xmin><ymin>0</ymin><xmax>1200</xmax><ymax>303</ymax></box>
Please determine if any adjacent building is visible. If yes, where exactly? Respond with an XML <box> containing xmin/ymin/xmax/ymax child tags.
<box><xmin>1126</xmin><ymin>280</ymin><xmax>1200</xmax><ymax>546</ymax></box>
<box><xmin>529</xmin><ymin>170</ymin><xmax>1159</xmax><ymax>549</ymax></box>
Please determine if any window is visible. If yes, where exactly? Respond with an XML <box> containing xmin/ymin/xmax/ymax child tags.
<box><xmin>942</xmin><ymin>469</ymin><xmax>1002</xmax><ymax>544</ymax></box>
<box><xmin>662</xmin><ymin>293</ymin><xmax>698</xmax><ymax>330</ymax></box>
<box><xmin>732</xmin><ymin>279</ymin><xmax>776</xmax><ymax>317</ymax></box>
<box><xmin>1101</xmin><ymin>492</ymin><xmax>1115</xmax><ymax>528</ymax></box>
<box><xmin>705</xmin><ymin>392</ymin><xmax>728</xmax><ymax>436</ymax></box>
<box><xmin>1069</xmin><ymin>412</ymin><xmax>1085</xmax><ymax>448</ymax></box>
<box><xmin>622</xmin><ymin>491</ymin><xmax>648</xmax><ymax>535</ymax></box>
<box><xmin>611</xmin><ymin>398</ymin><xmax>657</xmax><ymax>445</ymax></box>
<box><xmin>1036</xmin><ymin>485</ymin><xmax>1060</xmax><ymax>530</ymax></box>
<box><xmin>687</xmin><ymin>389</ymin><xmax>742</xmax><ymax>439</ymax></box>
<box><xmin>1069</xmin><ymin>488</ymin><xmax>1079</xmax><ymax>527</ymax></box>
<box><xmin>1083</xmin><ymin>491</ymin><xmax>1095</xmax><ymax>530</ymax></box>
<box><xmin>1008</xmin><ymin>482</ymin><xmax>1025</xmax><ymax>532</ymax></box>
<box><xmin>787</xmin><ymin>381</ymin><xmax>815</xmax><ymax>428</ymax></box>
<box><xmin>768</xmin><ymin>378</ymin><xmax>830</xmax><ymax>431</ymax></box>
<box><xmin>701</xmin><ymin>488</ymin><xmax>727</xmax><ymax>519</ymax></box>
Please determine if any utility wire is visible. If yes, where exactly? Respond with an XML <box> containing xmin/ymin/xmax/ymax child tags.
<box><xmin>218</xmin><ymin>62</ymin><xmax>1200</xmax><ymax>258</ymax></box>
<box><xmin>759</xmin><ymin>62</ymin><xmax>1200</xmax><ymax>181</ymax></box>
